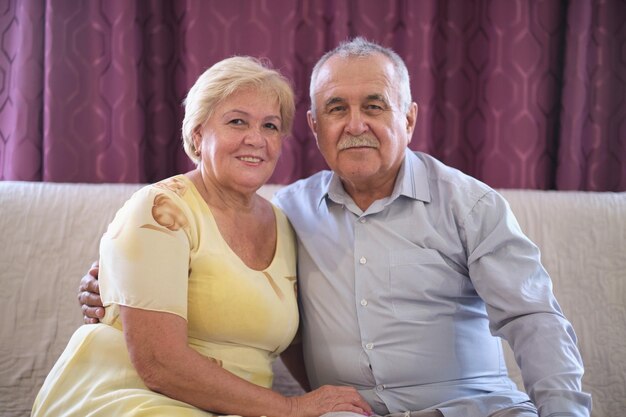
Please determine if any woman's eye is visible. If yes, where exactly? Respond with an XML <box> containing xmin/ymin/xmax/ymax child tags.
<box><xmin>228</xmin><ymin>119</ymin><xmax>246</xmax><ymax>126</ymax></box>
<box><xmin>264</xmin><ymin>123</ymin><xmax>280</xmax><ymax>131</ymax></box>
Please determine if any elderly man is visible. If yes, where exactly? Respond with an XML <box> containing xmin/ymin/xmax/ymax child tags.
<box><xmin>80</xmin><ymin>38</ymin><xmax>591</xmax><ymax>417</ymax></box>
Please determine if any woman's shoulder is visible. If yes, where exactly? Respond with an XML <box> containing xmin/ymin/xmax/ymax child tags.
<box><xmin>105</xmin><ymin>175</ymin><xmax>197</xmax><ymax>244</ymax></box>
<box><xmin>126</xmin><ymin>175</ymin><xmax>195</xmax><ymax>207</ymax></box>
<box><xmin>266</xmin><ymin>199</ymin><xmax>296</xmax><ymax>244</ymax></box>
<box><xmin>126</xmin><ymin>175</ymin><xmax>190</xmax><ymax>199</ymax></box>
<box><xmin>116</xmin><ymin>175</ymin><xmax>197</xmax><ymax>224</ymax></box>
<box><xmin>264</xmin><ymin>196</ymin><xmax>288</xmax><ymax>223</ymax></box>
<box><xmin>151</xmin><ymin>175</ymin><xmax>193</xmax><ymax>199</ymax></box>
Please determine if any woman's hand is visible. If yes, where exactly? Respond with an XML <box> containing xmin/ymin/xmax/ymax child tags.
<box><xmin>289</xmin><ymin>385</ymin><xmax>373</xmax><ymax>417</ymax></box>
<box><xmin>77</xmin><ymin>260</ymin><xmax>104</xmax><ymax>323</ymax></box>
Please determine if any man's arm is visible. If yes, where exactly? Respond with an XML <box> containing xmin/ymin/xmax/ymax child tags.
<box><xmin>77</xmin><ymin>261</ymin><xmax>104</xmax><ymax>323</ymax></box>
<box><xmin>465</xmin><ymin>191</ymin><xmax>592</xmax><ymax>416</ymax></box>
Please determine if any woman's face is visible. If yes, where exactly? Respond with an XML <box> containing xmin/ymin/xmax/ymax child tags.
<box><xmin>194</xmin><ymin>87</ymin><xmax>284</xmax><ymax>194</ymax></box>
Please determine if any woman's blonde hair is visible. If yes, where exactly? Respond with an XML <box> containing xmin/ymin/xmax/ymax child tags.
<box><xmin>182</xmin><ymin>56</ymin><xmax>295</xmax><ymax>164</ymax></box>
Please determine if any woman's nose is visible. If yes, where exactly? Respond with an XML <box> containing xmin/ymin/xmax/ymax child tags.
<box><xmin>243</xmin><ymin>128</ymin><xmax>266</xmax><ymax>147</ymax></box>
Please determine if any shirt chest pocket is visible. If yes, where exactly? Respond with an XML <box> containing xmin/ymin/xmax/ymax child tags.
<box><xmin>389</xmin><ymin>247</ymin><xmax>464</xmax><ymax>321</ymax></box>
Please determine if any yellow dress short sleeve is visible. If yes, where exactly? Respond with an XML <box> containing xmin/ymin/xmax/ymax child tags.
<box><xmin>100</xmin><ymin>180</ymin><xmax>194</xmax><ymax>323</ymax></box>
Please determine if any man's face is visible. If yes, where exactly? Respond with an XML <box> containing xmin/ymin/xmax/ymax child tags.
<box><xmin>308</xmin><ymin>53</ymin><xmax>417</xmax><ymax>192</ymax></box>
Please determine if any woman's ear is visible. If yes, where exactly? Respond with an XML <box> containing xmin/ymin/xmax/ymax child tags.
<box><xmin>192</xmin><ymin>126</ymin><xmax>203</xmax><ymax>154</ymax></box>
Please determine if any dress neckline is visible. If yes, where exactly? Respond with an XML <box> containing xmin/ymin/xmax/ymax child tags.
<box><xmin>178</xmin><ymin>174</ymin><xmax>280</xmax><ymax>272</ymax></box>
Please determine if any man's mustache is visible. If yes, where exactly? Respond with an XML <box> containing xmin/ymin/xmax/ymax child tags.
<box><xmin>337</xmin><ymin>135</ymin><xmax>380</xmax><ymax>150</ymax></box>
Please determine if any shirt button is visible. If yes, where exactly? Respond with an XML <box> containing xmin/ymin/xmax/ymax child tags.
<box><xmin>360</xmin><ymin>299</ymin><xmax>368</xmax><ymax>306</ymax></box>
<box><xmin>365</xmin><ymin>342</ymin><xmax>374</xmax><ymax>350</ymax></box>
<box><xmin>359</xmin><ymin>217</ymin><xmax>366</xmax><ymax>223</ymax></box>
<box><xmin>359</xmin><ymin>257</ymin><xmax>367</xmax><ymax>264</ymax></box>
<box><xmin>376</xmin><ymin>384</ymin><xmax>384</xmax><ymax>392</ymax></box>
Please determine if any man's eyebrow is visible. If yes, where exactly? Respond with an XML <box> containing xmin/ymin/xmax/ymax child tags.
<box><xmin>366</xmin><ymin>94</ymin><xmax>388</xmax><ymax>103</ymax></box>
<box><xmin>323</xmin><ymin>95</ymin><xmax>389</xmax><ymax>108</ymax></box>
<box><xmin>324</xmin><ymin>97</ymin><xmax>345</xmax><ymax>107</ymax></box>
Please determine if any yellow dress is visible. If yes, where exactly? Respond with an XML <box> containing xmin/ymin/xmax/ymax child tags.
<box><xmin>32</xmin><ymin>175</ymin><xmax>299</xmax><ymax>416</ymax></box>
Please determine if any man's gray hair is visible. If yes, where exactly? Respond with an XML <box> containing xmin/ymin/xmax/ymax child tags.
<box><xmin>309</xmin><ymin>37</ymin><xmax>412</xmax><ymax>114</ymax></box>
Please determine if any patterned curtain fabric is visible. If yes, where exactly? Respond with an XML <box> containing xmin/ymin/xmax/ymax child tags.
<box><xmin>1</xmin><ymin>0</ymin><xmax>624</xmax><ymax>190</ymax></box>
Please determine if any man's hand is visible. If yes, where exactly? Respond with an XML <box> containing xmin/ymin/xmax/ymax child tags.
<box><xmin>78</xmin><ymin>260</ymin><xmax>104</xmax><ymax>324</ymax></box>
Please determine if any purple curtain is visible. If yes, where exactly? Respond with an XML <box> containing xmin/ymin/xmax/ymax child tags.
<box><xmin>1</xmin><ymin>0</ymin><xmax>624</xmax><ymax>190</ymax></box>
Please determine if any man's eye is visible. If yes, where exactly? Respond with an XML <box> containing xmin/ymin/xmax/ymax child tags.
<box><xmin>329</xmin><ymin>106</ymin><xmax>346</xmax><ymax>113</ymax></box>
<box><xmin>366</xmin><ymin>104</ymin><xmax>383</xmax><ymax>111</ymax></box>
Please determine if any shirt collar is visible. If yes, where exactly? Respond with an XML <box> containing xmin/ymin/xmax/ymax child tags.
<box><xmin>317</xmin><ymin>149</ymin><xmax>431</xmax><ymax>209</ymax></box>
<box><xmin>393</xmin><ymin>150</ymin><xmax>431</xmax><ymax>203</ymax></box>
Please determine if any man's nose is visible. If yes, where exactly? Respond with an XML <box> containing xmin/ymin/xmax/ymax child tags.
<box><xmin>345</xmin><ymin>110</ymin><xmax>368</xmax><ymax>136</ymax></box>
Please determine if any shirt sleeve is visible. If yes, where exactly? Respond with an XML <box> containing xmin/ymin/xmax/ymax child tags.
<box><xmin>99</xmin><ymin>185</ymin><xmax>193</xmax><ymax>323</ymax></box>
<box><xmin>462</xmin><ymin>190</ymin><xmax>592</xmax><ymax>417</ymax></box>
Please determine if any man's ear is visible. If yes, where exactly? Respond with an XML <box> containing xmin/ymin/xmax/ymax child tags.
<box><xmin>307</xmin><ymin>110</ymin><xmax>317</xmax><ymax>134</ymax></box>
<box><xmin>405</xmin><ymin>102</ymin><xmax>418</xmax><ymax>144</ymax></box>
<box><xmin>306</xmin><ymin>110</ymin><xmax>320</xmax><ymax>148</ymax></box>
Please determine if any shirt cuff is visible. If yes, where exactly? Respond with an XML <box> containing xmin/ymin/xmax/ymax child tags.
<box><xmin>537</xmin><ymin>392</ymin><xmax>592</xmax><ymax>417</ymax></box>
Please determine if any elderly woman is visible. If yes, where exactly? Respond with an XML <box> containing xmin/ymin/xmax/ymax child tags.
<box><xmin>32</xmin><ymin>57</ymin><xmax>371</xmax><ymax>417</ymax></box>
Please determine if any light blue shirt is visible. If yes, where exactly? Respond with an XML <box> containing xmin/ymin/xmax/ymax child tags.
<box><xmin>274</xmin><ymin>150</ymin><xmax>591</xmax><ymax>417</ymax></box>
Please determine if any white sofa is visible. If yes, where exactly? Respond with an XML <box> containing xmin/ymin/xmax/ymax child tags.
<box><xmin>0</xmin><ymin>181</ymin><xmax>624</xmax><ymax>417</ymax></box>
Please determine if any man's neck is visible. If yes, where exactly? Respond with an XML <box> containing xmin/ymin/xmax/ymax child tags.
<box><xmin>341</xmin><ymin>175</ymin><xmax>398</xmax><ymax>211</ymax></box>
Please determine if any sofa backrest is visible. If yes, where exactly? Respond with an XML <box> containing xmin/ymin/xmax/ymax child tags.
<box><xmin>0</xmin><ymin>181</ymin><xmax>624</xmax><ymax>417</ymax></box>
